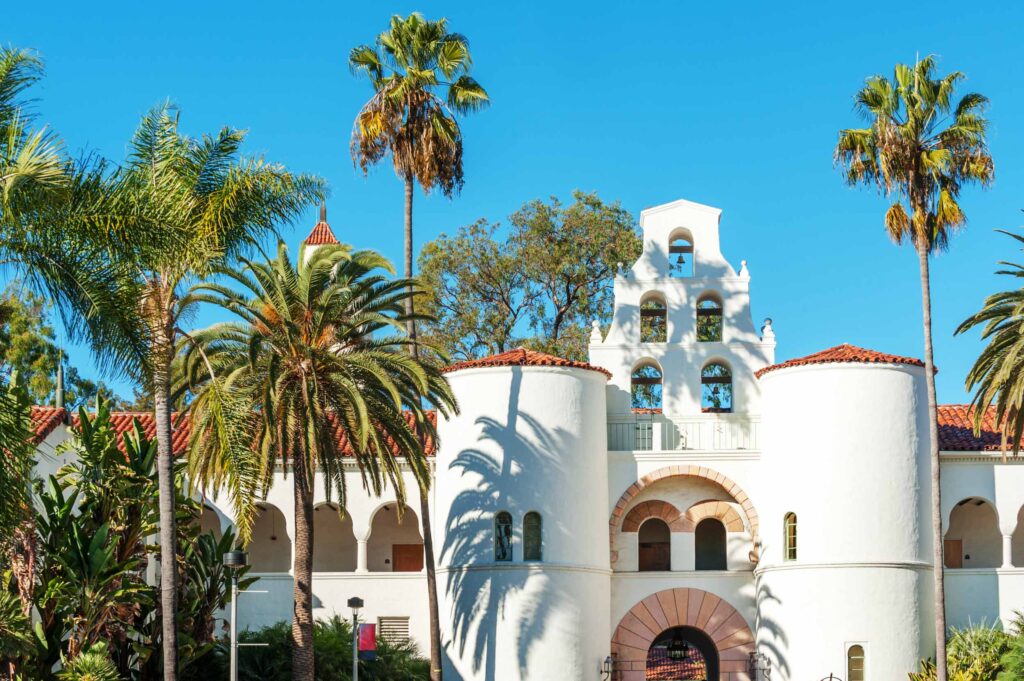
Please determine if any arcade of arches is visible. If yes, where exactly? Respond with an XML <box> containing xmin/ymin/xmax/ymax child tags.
<box><xmin>244</xmin><ymin>502</ymin><xmax>425</xmax><ymax>573</ymax></box>
<box><xmin>611</xmin><ymin>587</ymin><xmax>754</xmax><ymax>681</ymax></box>
<box><xmin>944</xmin><ymin>497</ymin><xmax>1024</xmax><ymax>569</ymax></box>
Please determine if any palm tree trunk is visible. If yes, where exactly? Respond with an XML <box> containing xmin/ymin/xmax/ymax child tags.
<box><xmin>152</xmin><ymin>322</ymin><xmax>178</xmax><ymax>681</ymax></box>
<box><xmin>403</xmin><ymin>173</ymin><xmax>444</xmax><ymax>681</ymax></box>
<box><xmin>292</xmin><ymin>452</ymin><xmax>316</xmax><ymax>681</ymax></box>
<box><xmin>918</xmin><ymin>243</ymin><xmax>947</xmax><ymax>679</ymax></box>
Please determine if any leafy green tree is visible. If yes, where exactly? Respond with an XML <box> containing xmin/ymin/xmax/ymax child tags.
<box><xmin>0</xmin><ymin>283</ymin><xmax>123</xmax><ymax>408</ymax></box>
<box><xmin>419</xmin><ymin>191</ymin><xmax>642</xmax><ymax>361</ymax></box>
<box><xmin>957</xmin><ymin>231</ymin><xmax>1024</xmax><ymax>459</ymax></box>
<box><xmin>349</xmin><ymin>15</ymin><xmax>487</xmax><ymax>676</ymax></box>
<box><xmin>178</xmin><ymin>243</ymin><xmax>455</xmax><ymax>681</ymax></box>
<box><xmin>835</xmin><ymin>56</ymin><xmax>993</xmax><ymax>678</ymax></box>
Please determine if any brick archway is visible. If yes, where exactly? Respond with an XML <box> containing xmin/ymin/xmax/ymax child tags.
<box><xmin>611</xmin><ymin>587</ymin><xmax>755</xmax><ymax>681</ymax></box>
<box><xmin>622</xmin><ymin>500</ymin><xmax>685</xmax><ymax>532</ymax></box>
<box><xmin>609</xmin><ymin>466</ymin><xmax>759</xmax><ymax>561</ymax></box>
<box><xmin>683</xmin><ymin>500</ymin><xmax>745</xmax><ymax>533</ymax></box>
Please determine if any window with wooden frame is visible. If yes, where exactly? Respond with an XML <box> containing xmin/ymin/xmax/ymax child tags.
<box><xmin>783</xmin><ymin>512</ymin><xmax>797</xmax><ymax>561</ymax></box>
<box><xmin>696</xmin><ymin>294</ymin><xmax>723</xmax><ymax>342</ymax></box>
<box><xmin>631</xmin><ymin>363</ymin><xmax>663</xmax><ymax>410</ymax></box>
<box><xmin>495</xmin><ymin>511</ymin><xmax>513</xmax><ymax>561</ymax></box>
<box><xmin>523</xmin><ymin>511</ymin><xmax>542</xmax><ymax>561</ymax></box>
<box><xmin>700</xmin><ymin>362</ymin><xmax>732</xmax><ymax>412</ymax></box>
<box><xmin>640</xmin><ymin>295</ymin><xmax>667</xmax><ymax>343</ymax></box>
<box><xmin>847</xmin><ymin>644</ymin><xmax>865</xmax><ymax>681</ymax></box>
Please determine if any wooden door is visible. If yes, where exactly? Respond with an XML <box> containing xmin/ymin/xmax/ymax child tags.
<box><xmin>639</xmin><ymin>542</ymin><xmax>671</xmax><ymax>571</ymax></box>
<box><xmin>944</xmin><ymin>539</ymin><xmax>963</xmax><ymax>568</ymax></box>
<box><xmin>392</xmin><ymin>544</ymin><xmax>424</xmax><ymax>572</ymax></box>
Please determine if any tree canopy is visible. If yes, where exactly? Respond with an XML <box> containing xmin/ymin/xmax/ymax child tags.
<box><xmin>418</xmin><ymin>191</ymin><xmax>641</xmax><ymax>361</ymax></box>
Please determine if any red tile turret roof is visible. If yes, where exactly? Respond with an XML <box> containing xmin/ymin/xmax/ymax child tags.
<box><xmin>442</xmin><ymin>347</ymin><xmax>612</xmax><ymax>378</ymax></box>
<box><xmin>303</xmin><ymin>203</ymin><xmax>339</xmax><ymax>245</ymax></box>
<box><xmin>30</xmin><ymin>406</ymin><xmax>66</xmax><ymax>444</ymax></box>
<box><xmin>755</xmin><ymin>343</ymin><xmax>925</xmax><ymax>378</ymax></box>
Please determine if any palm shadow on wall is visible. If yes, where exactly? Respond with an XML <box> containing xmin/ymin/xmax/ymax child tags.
<box><xmin>753</xmin><ymin>577</ymin><xmax>789</xmax><ymax>678</ymax></box>
<box><xmin>441</xmin><ymin>368</ymin><xmax>576</xmax><ymax>679</ymax></box>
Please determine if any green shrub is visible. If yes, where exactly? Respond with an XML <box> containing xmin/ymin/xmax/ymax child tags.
<box><xmin>237</xmin><ymin>616</ymin><xmax>429</xmax><ymax>681</ymax></box>
<box><xmin>909</xmin><ymin>621</ymin><xmax>1017</xmax><ymax>681</ymax></box>
<box><xmin>56</xmin><ymin>642</ymin><xmax>120</xmax><ymax>681</ymax></box>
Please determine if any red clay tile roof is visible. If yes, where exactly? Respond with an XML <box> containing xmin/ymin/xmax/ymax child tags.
<box><xmin>304</xmin><ymin>220</ymin><xmax>339</xmax><ymax>245</ymax></box>
<box><xmin>631</xmin><ymin>407</ymin><xmax>663</xmax><ymax>415</ymax></box>
<box><xmin>937</xmin><ymin>404</ymin><xmax>1024</xmax><ymax>452</ymax></box>
<box><xmin>442</xmin><ymin>347</ymin><xmax>612</xmax><ymax>378</ymax></box>
<box><xmin>30</xmin><ymin>406</ymin><xmax>67</xmax><ymax>444</ymax></box>
<box><xmin>30</xmin><ymin>407</ymin><xmax>436</xmax><ymax>458</ymax></box>
<box><xmin>755</xmin><ymin>343</ymin><xmax>925</xmax><ymax>378</ymax></box>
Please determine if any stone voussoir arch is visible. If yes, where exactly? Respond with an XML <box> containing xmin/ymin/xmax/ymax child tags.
<box><xmin>609</xmin><ymin>465</ymin><xmax>759</xmax><ymax>563</ymax></box>
<box><xmin>683</xmin><ymin>499</ymin><xmax>745</xmax><ymax>533</ymax></box>
<box><xmin>621</xmin><ymin>499</ymin><xmax>685</xmax><ymax>532</ymax></box>
<box><xmin>611</xmin><ymin>587</ymin><xmax>756</xmax><ymax>680</ymax></box>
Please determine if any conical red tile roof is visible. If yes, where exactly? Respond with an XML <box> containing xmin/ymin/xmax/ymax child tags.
<box><xmin>442</xmin><ymin>347</ymin><xmax>612</xmax><ymax>378</ymax></box>
<box><xmin>755</xmin><ymin>343</ymin><xmax>925</xmax><ymax>378</ymax></box>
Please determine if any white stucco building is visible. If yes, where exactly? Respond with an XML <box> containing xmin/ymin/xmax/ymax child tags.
<box><xmin>29</xmin><ymin>199</ymin><xmax>1024</xmax><ymax>680</ymax></box>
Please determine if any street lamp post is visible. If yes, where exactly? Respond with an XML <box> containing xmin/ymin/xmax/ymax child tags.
<box><xmin>348</xmin><ymin>597</ymin><xmax>364</xmax><ymax>681</ymax></box>
<box><xmin>224</xmin><ymin>550</ymin><xmax>248</xmax><ymax>681</ymax></box>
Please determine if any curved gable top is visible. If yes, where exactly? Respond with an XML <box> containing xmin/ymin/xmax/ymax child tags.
<box><xmin>754</xmin><ymin>343</ymin><xmax>925</xmax><ymax>379</ymax></box>
<box><xmin>443</xmin><ymin>347</ymin><xmax>612</xmax><ymax>378</ymax></box>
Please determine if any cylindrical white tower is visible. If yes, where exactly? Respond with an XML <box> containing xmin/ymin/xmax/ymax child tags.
<box><xmin>436</xmin><ymin>350</ymin><xmax>611</xmax><ymax>681</ymax></box>
<box><xmin>756</xmin><ymin>349</ymin><xmax>933</xmax><ymax>680</ymax></box>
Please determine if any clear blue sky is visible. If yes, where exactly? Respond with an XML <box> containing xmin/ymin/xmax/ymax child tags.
<box><xmin>7</xmin><ymin>1</ymin><xmax>1024</xmax><ymax>404</ymax></box>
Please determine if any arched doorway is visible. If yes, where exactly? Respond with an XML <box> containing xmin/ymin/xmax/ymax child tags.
<box><xmin>611</xmin><ymin>588</ymin><xmax>754</xmax><ymax>680</ymax></box>
<box><xmin>647</xmin><ymin>626</ymin><xmax>718</xmax><ymax>680</ymax></box>
<box><xmin>638</xmin><ymin>518</ymin><xmax>671</xmax><ymax>571</ymax></box>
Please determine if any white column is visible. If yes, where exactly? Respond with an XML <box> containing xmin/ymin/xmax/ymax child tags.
<box><xmin>356</xmin><ymin>538</ymin><xmax>368</xmax><ymax>573</ymax></box>
<box><xmin>1003</xmin><ymin>534</ymin><xmax>1014</xmax><ymax>569</ymax></box>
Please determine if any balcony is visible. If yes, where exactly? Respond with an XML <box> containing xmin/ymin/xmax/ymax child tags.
<box><xmin>607</xmin><ymin>413</ymin><xmax>759</xmax><ymax>452</ymax></box>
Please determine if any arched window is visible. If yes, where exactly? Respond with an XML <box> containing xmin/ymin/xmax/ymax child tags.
<box><xmin>696</xmin><ymin>294</ymin><xmax>723</xmax><ymax>342</ymax></box>
<box><xmin>494</xmin><ymin>511</ymin><xmax>513</xmax><ymax>561</ymax></box>
<box><xmin>669</xmin><ymin>233</ymin><xmax>694</xmax><ymax>277</ymax></box>
<box><xmin>694</xmin><ymin>518</ymin><xmax>727</xmax><ymax>570</ymax></box>
<box><xmin>638</xmin><ymin>518</ymin><xmax>671</xmax><ymax>571</ymax></box>
<box><xmin>701</xmin><ymin>363</ymin><xmax>732</xmax><ymax>413</ymax></box>
<box><xmin>524</xmin><ymin>511</ymin><xmax>542</xmax><ymax>561</ymax></box>
<box><xmin>783</xmin><ymin>512</ymin><xmax>797</xmax><ymax>561</ymax></box>
<box><xmin>632</xmin><ymin>363</ymin><xmax>663</xmax><ymax>410</ymax></box>
<box><xmin>847</xmin><ymin>644</ymin><xmax>865</xmax><ymax>681</ymax></box>
<box><xmin>640</xmin><ymin>294</ymin><xmax>667</xmax><ymax>343</ymax></box>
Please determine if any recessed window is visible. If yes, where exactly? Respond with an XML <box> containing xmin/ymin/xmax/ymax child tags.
<box><xmin>495</xmin><ymin>511</ymin><xmax>513</xmax><ymax>561</ymax></box>
<box><xmin>524</xmin><ymin>511</ymin><xmax>542</xmax><ymax>561</ymax></box>
<box><xmin>669</xmin><ymin>234</ymin><xmax>693</xmax><ymax>277</ymax></box>
<box><xmin>638</xmin><ymin>518</ymin><xmax>671</xmax><ymax>571</ymax></box>
<box><xmin>632</xmin><ymin>363</ymin><xmax>663</xmax><ymax>410</ymax></box>
<box><xmin>783</xmin><ymin>512</ymin><xmax>797</xmax><ymax>561</ymax></box>
<box><xmin>640</xmin><ymin>295</ymin><xmax>667</xmax><ymax>343</ymax></box>
<box><xmin>697</xmin><ymin>294</ymin><xmax>723</xmax><ymax>342</ymax></box>
<box><xmin>695</xmin><ymin>518</ymin><xmax>727</xmax><ymax>570</ymax></box>
<box><xmin>701</xmin><ymin>362</ymin><xmax>732</xmax><ymax>413</ymax></box>
<box><xmin>847</xmin><ymin>644</ymin><xmax>865</xmax><ymax>681</ymax></box>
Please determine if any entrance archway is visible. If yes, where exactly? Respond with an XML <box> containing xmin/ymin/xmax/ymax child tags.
<box><xmin>647</xmin><ymin>626</ymin><xmax>718</xmax><ymax>680</ymax></box>
<box><xmin>611</xmin><ymin>588</ymin><xmax>754</xmax><ymax>680</ymax></box>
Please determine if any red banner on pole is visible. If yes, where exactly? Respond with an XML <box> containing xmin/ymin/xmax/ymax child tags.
<box><xmin>358</xmin><ymin>623</ymin><xmax>377</xmax><ymax>661</ymax></box>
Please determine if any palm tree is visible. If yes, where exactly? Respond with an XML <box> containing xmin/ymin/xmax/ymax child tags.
<box><xmin>178</xmin><ymin>242</ymin><xmax>455</xmax><ymax>681</ymax></box>
<box><xmin>835</xmin><ymin>56</ymin><xmax>993</xmax><ymax>679</ymax></box>
<box><xmin>349</xmin><ymin>15</ymin><xmax>487</xmax><ymax>676</ymax></box>
<box><xmin>957</xmin><ymin>230</ymin><xmax>1024</xmax><ymax>460</ymax></box>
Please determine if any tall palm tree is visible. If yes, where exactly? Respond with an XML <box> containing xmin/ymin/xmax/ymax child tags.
<box><xmin>835</xmin><ymin>56</ymin><xmax>993</xmax><ymax>679</ymax></box>
<box><xmin>105</xmin><ymin>106</ymin><xmax>324</xmax><ymax>679</ymax></box>
<box><xmin>957</xmin><ymin>230</ymin><xmax>1024</xmax><ymax>460</ymax></box>
<box><xmin>178</xmin><ymin>242</ymin><xmax>456</xmax><ymax>681</ymax></box>
<box><xmin>349</xmin><ymin>15</ymin><xmax>487</xmax><ymax>676</ymax></box>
